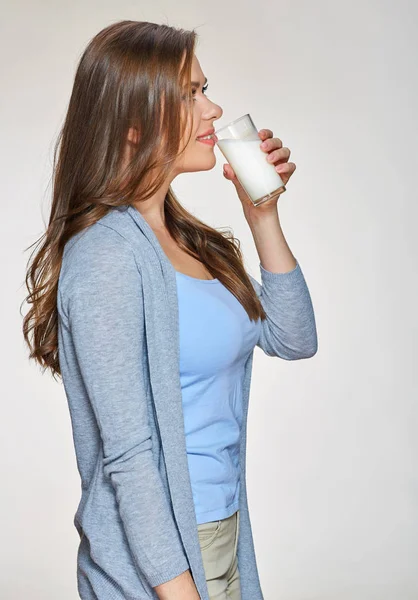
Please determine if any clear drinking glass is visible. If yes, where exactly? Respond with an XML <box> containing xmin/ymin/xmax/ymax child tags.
<box><xmin>213</xmin><ymin>113</ymin><xmax>286</xmax><ymax>207</ymax></box>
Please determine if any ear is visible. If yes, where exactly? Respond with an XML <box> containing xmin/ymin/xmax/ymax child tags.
<box><xmin>127</xmin><ymin>126</ymin><xmax>140</xmax><ymax>145</ymax></box>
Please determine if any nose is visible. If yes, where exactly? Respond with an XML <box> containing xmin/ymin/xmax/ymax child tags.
<box><xmin>206</xmin><ymin>100</ymin><xmax>223</xmax><ymax>123</ymax></box>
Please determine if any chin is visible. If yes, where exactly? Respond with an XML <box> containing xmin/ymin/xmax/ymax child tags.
<box><xmin>183</xmin><ymin>156</ymin><xmax>217</xmax><ymax>174</ymax></box>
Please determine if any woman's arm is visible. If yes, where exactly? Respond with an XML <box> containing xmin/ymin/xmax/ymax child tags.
<box><xmin>59</xmin><ymin>227</ymin><xmax>198</xmax><ymax>597</ymax></box>
<box><xmin>154</xmin><ymin>570</ymin><xmax>200</xmax><ymax>600</ymax></box>
<box><xmin>246</xmin><ymin>211</ymin><xmax>318</xmax><ymax>359</ymax></box>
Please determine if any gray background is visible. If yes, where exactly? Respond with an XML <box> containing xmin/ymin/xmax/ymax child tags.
<box><xmin>3</xmin><ymin>1</ymin><xmax>417</xmax><ymax>598</ymax></box>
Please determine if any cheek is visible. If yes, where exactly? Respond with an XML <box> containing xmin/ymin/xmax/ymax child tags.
<box><xmin>182</xmin><ymin>113</ymin><xmax>199</xmax><ymax>146</ymax></box>
<box><xmin>189</xmin><ymin>103</ymin><xmax>202</xmax><ymax>135</ymax></box>
<box><xmin>180</xmin><ymin>107</ymin><xmax>208</xmax><ymax>155</ymax></box>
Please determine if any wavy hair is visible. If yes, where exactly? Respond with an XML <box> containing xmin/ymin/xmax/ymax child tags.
<box><xmin>21</xmin><ymin>19</ymin><xmax>267</xmax><ymax>379</ymax></box>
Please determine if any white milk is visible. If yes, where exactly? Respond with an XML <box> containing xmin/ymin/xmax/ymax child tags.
<box><xmin>216</xmin><ymin>138</ymin><xmax>285</xmax><ymax>205</ymax></box>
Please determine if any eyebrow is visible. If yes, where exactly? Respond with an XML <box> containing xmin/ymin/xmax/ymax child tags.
<box><xmin>190</xmin><ymin>77</ymin><xmax>208</xmax><ymax>87</ymax></box>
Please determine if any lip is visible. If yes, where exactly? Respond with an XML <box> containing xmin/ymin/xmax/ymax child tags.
<box><xmin>196</xmin><ymin>127</ymin><xmax>215</xmax><ymax>140</ymax></box>
<box><xmin>196</xmin><ymin>137</ymin><xmax>216</xmax><ymax>147</ymax></box>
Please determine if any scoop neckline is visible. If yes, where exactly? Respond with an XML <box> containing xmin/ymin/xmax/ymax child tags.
<box><xmin>175</xmin><ymin>270</ymin><xmax>220</xmax><ymax>284</ymax></box>
<box><xmin>125</xmin><ymin>206</ymin><xmax>220</xmax><ymax>284</ymax></box>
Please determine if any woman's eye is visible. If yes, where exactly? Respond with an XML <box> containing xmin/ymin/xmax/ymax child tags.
<box><xmin>192</xmin><ymin>83</ymin><xmax>209</xmax><ymax>101</ymax></box>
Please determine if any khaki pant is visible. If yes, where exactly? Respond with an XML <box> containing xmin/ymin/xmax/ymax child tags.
<box><xmin>197</xmin><ymin>510</ymin><xmax>241</xmax><ymax>600</ymax></box>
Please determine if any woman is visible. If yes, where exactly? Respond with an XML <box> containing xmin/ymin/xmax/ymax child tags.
<box><xmin>22</xmin><ymin>19</ymin><xmax>318</xmax><ymax>600</ymax></box>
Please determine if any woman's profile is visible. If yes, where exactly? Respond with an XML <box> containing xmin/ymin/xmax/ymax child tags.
<box><xmin>22</xmin><ymin>19</ymin><xmax>318</xmax><ymax>600</ymax></box>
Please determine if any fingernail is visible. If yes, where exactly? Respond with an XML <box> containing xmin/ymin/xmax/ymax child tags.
<box><xmin>261</xmin><ymin>141</ymin><xmax>268</xmax><ymax>149</ymax></box>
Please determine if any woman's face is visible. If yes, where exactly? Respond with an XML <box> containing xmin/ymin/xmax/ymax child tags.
<box><xmin>174</xmin><ymin>54</ymin><xmax>223</xmax><ymax>176</ymax></box>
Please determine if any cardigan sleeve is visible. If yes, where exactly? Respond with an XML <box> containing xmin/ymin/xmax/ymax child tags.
<box><xmin>59</xmin><ymin>229</ymin><xmax>190</xmax><ymax>588</ymax></box>
<box><xmin>248</xmin><ymin>259</ymin><xmax>318</xmax><ymax>360</ymax></box>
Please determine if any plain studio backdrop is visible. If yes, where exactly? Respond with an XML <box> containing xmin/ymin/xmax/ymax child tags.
<box><xmin>2</xmin><ymin>1</ymin><xmax>417</xmax><ymax>599</ymax></box>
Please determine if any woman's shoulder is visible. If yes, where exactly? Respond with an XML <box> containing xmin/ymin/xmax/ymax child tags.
<box><xmin>59</xmin><ymin>219</ymin><xmax>140</xmax><ymax>300</ymax></box>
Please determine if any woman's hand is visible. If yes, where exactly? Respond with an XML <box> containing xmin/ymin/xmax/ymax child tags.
<box><xmin>222</xmin><ymin>128</ymin><xmax>296</xmax><ymax>223</ymax></box>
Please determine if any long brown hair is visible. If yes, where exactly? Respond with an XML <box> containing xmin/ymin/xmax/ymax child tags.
<box><xmin>21</xmin><ymin>19</ymin><xmax>267</xmax><ymax>380</ymax></box>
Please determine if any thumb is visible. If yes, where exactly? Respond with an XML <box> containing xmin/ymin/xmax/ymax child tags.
<box><xmin>222</xmin><ymin>163</ymin><xmax>247</xmax><ymax>199</ymax></box>
<box><xmin>223</xmin><ymin>163</ymin><xmax>235</xmax><ymax>180</ymax></box>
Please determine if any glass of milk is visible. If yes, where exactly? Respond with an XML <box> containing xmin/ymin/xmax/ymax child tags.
<box><xmin>212</xmin><ymin>114</ymin><xmax>286</xmax><ymax>206</ymax></box>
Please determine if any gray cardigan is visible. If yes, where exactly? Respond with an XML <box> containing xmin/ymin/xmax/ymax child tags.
<box><xmin>57</xmin><ymin>204</ymin><xmax>318</xmax><ymax>600</ymax></box>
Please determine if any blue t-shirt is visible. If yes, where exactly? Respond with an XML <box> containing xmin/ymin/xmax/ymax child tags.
<box><xmin>175</xmin><ymin>270</ymin><xmax>261</xmax><ymax>524</ymax></box>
